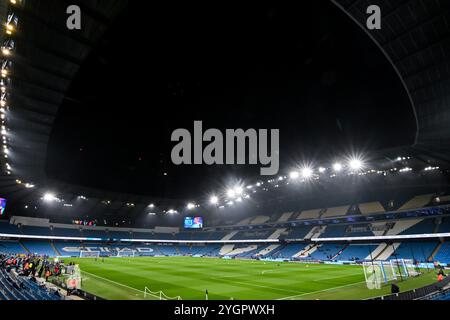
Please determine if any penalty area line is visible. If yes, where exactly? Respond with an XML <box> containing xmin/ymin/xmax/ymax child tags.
<box><xmin>277</xmin><ymin>280</ymin><xmax>367</xmax><ymax>300</ymax></box>
<box><xmin>81</xmin><ymin>270</ymin><xmax>163</xmax><ymax>300</ymax></box>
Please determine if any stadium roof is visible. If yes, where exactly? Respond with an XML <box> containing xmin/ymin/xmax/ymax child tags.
<box><xmin>1</xmin><ymin>0</ymin><xmax>450</xmax><ymax>214</ymax></box>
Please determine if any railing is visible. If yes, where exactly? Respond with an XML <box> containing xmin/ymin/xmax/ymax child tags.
<box><xmin>372</xmin><ymin>275</ymin><xmax>450</xmax><ymax>300</ymax></box>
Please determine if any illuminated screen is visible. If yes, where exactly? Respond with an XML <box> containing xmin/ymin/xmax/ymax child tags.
<box><xmin>184</xmin><ymin>216</ymin><xmax>203</xmax><ymax>229</ymax></box>
<box><xmin>0</xmin><ymin>198</ymin><xmax>6</xmax><ymax>215</ymax></box>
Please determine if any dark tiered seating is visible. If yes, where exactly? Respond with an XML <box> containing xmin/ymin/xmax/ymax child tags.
<box><xmin>0</xmin><ymin>241</ymin><xmax>26</xmax><ymax>254</ymax></box>
<box><xmin>266</xmin><ymin>243</ymin><xmax>306</xmax><ymax>259</ymax></box>
<box><xmin>81</xmin><ymin>229</ymin><xmax>107</xmax><ymax>238</ymax></box>
<box><xmin>107</xmin><ymin>231</ymin><xmax>131</xmax><ymax>239</ymax></box>
<box><xmin>0</xmin><ymin>222</ymin><xmax>19</xmax><ymax>234</ymax></box>
<box><xmin>337</xmin><ymin>244</ymin><xmax>379</xmax><ymax>261</ymax></box>
<box><xmin>285</xmin><ymin>226</ymin><xmax>312</xmax><ymax>239</ymax></box>
<box><xmin>231</xmin><ymin>229</ymin><xmax>273</xmax><ymax>240</ymax></box>
<box><xmin>21</xmin><ymin>226</ymin><xmax>51</xmax><ymax>236</ymax></box>
<box><xmin>389</xmin><ymin>242</ymin><xmax>438</xmax><ymax>261</ymax></box>
<box><xmin>309</xmin><ymin>244</ymin><xmax>345</xmax><ymax>260</ymax></box>
<box><xmin>432</xmin><ymin>242</ymin><xmax>450</xmax><ymax>263</ymax></box>
<box><xmin>52</xmin><ymin>228</ymin><xmax>82</xmax><ymax>237</ymax></box>
<box><xmin>22</xmin><ymin>241</ymin><xmax>57</xmax><ymax>256</ymax></box>
<box><xmin>0</xmin><ymin>269</ymin><xmax>62</xmax><ymax>301</ymax></box>
<box><xmin>399</xmin><ymin>219</ymin><xmax>436</xmax><ymax>235</ymax></box>
<box><xmin>319</xmin><ymin>225</ymin><xmax>348</xmax><ymax>238</ymax></box>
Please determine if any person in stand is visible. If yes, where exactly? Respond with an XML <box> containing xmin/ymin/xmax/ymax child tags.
<box><xmin>45</xmin><ymin>269</ymin><xmax>51</xmax><ymax>282</ymax></box>
<box><xmin>391</xmin><ymin>283</ymin><xmax>400</xmax><ymax>294</ymax></box>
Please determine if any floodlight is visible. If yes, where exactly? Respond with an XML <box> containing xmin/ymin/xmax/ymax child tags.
<box><xmin>210</xmin><ymin>196</ymin><xmax>219</xmax><ymax>205</ymax></box>
<box><xmin>43</xmin><ymin>193</ymin><xmax>56</xmax><ymax>202</ymax></box>
<box><xmin>333</xmin><ymin>163</ymin><xmax>343</xmax><ymax>172</ymax></box>
<box><xmin>227</xmin><ymin>189</ymin><xmax>236</xmax><ymax>198</ymax></box>
<box><xmin>289</xmin><ymin>171</ymin><xmax>299</xmax><ymax>179</ymax></box>
<box><xmin>349</xmin><ymin>158</ymin><xmax>363</xmax><ymax>171</ymax></box>
<box><xmin>301</xmin><ymin>167</ymin><xmax>313</xmax><ymax>179</ymax></box>
<box><xmin>186</xmin><ymin>203</ymin><xmax>195</xmax><ymax>210</ymax></box>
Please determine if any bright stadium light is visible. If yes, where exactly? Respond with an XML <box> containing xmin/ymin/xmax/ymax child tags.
<box><xmin>210</xmin><ymin>196</ymin><xmax>219</xmax><ymax>205</ymax></box>
<box><xmin>318</xmin><ymin>167</ymin><xmax>326</xmax><ymax>173</ymax></box>
<box><xmin>301</xmin><ymin>167</ymin><xmax>313</xmax><ymax>179</ymax></box>
<box><xmin>186</xmin><ymin>203</ymin><xmax>195</xmax><ymax>210</ymax></box>
<box><xmin>42</xmin><ymin>193</ymin><xmax>56</xmax><ymax>203</ymax></box>
<box><xmin>289</xmin><ymin>171</ymin><xmax>300</xmax><ymax>180</ymax></box>
<box><xmin>333</xmin><ymin>162</ymin><xmax>343</xmax><ymax>172</ymax></box>
<box><xmin>227</xmin><ymin>189</ymin><xmax>236</xmax><ymax>198</ymax></box>
<box><xmin>234</xmin><ymin>186</ymin><xmax>243</xmax><ymax>195</ymax></box>
<box><xmin>148</xmin><ymin>203</ymin><xmax>155</xmax><ymax>208</ymax></box>
<box><xmin>349</xmin><ymin>158</ymin><xmax>363</xmax><ymax>171</ymax></box>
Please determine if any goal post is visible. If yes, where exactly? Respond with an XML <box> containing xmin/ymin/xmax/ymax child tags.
<box><xmin>117</xmin><ymin>249</ymin><xmax>136</xmax><ymax>258</ymax></box>
<box><xmin>144</xmin><ymin>286</ymin><xmax>182</xmax><ymax>300</ymax></box>
<box><xmin>363</xmin><ymin>258</ymin><xmax>421</xmax><ymax>289</ymax></box>
<box><xmin>362</xmin><ymin>261</ymin><xmax>397</xmax><ymax>289</ymax></box>
<box><xmin>79</xmin><ymin>250</ymin><xmax>100</xmax><ymax>258</ymax></box>
<box><xmin>391</xmin><ymin>258</ymin><xmax>420</xmax><ymax>278</ymax></box>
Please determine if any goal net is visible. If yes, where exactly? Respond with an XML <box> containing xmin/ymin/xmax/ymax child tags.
<box><xmin>79</xmin><ymin>250</ymin><xmax>100</xmax><ymax>258</ymax></box>
<box><xmin>363</xmin><ymin>259</ymin><xmax>421</xmax><ymax>289</ymax></box>
<box><xmin>362</xmin><ymin>261</ymin><xmax>397</xmax><ymax>289</ymax></box>
<box><xmin>117</xmin><ymin>249</ymin><xmax>136</xmax><ymax>258</ymax></box>
<box><xmin>144</xmin><ymin>286</ymin><xmax>182</xmax><ymax>300</ymax></box>
<box><xmin>391</xmin><ymin>258</ymin><xmax>420</xmax><ymax>278</ymax></box>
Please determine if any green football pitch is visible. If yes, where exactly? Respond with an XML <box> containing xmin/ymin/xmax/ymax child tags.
<box><xmin>66</xmin><ymin>256</ymin><xmax>437</xmax><ymax>300</ymax></box>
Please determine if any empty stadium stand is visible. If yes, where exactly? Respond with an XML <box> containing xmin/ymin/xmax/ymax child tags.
<box><xmin>297</xmin><ymin>209</ymin><xmax>321</xmax><ymax>220</ymax></box>
<box><xmin>358</xmin><ymin>202</ymin><xmax>385</xmax><ymax>215</ymax></box>
<box><xmin>397</xmin><ymin>194</ymin><xmax>434</xmax><ymax>211</ymax></box>
<box><xmin>321</xmin><ymin>206</ymin><xmax>350</xmax><ymax>218</ymax></box>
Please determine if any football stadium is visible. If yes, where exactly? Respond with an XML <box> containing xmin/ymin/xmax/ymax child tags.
<box><xmin>0</xmin><ymin>0</ymin><xmax>450</xmax><ymax>310</ymax></box>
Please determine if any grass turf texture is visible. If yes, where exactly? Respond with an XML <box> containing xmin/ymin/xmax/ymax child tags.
<box><xmin>67</xmin><ymin>256</ymin><xmax>437</xmax><ymax>300</ymax></box>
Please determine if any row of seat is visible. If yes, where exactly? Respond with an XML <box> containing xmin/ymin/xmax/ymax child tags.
<box><xmin>0</xmin><ymin>269</ymin><xmax>61</xmax><ymax>301</ymax></box>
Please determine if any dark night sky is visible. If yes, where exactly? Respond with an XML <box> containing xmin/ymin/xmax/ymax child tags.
<box><xmin>46</xmin><ymin>1</ymin><xmax>416</xmax><ymax>199</ymax></box>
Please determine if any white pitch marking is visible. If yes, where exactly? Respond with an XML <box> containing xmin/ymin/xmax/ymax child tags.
<box><xmin>81</xmin><ymin>270</ymin><xmax>163</xmax><ymax>300</ymax></box>
<box><xmin>277</xmin><ymin>280</ymin><xmax>367</xmax><ymax>300</ymax></box>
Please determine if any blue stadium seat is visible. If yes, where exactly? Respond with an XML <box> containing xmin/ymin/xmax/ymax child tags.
<box><xmin>434</xmin><ymin>242</ymin><xmax>450</xmax><ymax>263</ymax></box>
<box><xmin>21</xmin><ymin>226</ymin><xmax>51</xmax><ymax>236</ymax></box>
<box><xmin>0</xmin><ymin>241</ymin><xmax>27</xmax><ymax>254</ymax></box>
<box><xmin>337</xmin><ymin>244</ymin><xmax>379</xmax><ymax>261</ymax></box>
<box><xmin>0</xmin><ymin>222</ymin><xmax>19</xmax><ymax>235</ymax></box>
<box><xmin>389</xmin><ymin>242</ymin><xmax>438</xmax><ymax>261</ymax></box>
<box><xmin>22</xmin><ymin>241</ymin><xmax>57</xmax><ymax>257</ymax></box>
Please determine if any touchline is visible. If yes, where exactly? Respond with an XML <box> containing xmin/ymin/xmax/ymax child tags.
<box><xmin>171</xmin><ymin>121</ymin><xmax>279</xmax><ymax>175</ymax></box>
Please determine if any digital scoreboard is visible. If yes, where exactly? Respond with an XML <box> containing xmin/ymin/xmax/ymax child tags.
<box><xmin>184</xmin><ymin>216</ymin><xmax>203</xmax><ymax>229</ymax></box>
